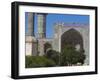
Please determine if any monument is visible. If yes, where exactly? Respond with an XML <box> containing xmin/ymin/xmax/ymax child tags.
<box><xmin>25</xmin><ymin>13</ymin><xmax>89</xmax><ymax>65</ymax></box>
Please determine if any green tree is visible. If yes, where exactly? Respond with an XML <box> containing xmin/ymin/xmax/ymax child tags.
<box><xmin>45</xmin><ymin>50</ymin><xmax>60</xmax><ymax>65</ymax></box>
<box><xmin>61</xmin><ymin>45</ymin><xmax>85</xmax><ymax>66</ymax></box>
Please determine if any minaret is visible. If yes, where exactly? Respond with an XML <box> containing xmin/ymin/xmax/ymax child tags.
<box><xmin>53</xmin><ymin>22</ymin><xmax>63</xmax><ymax>52</ymax></box>
<box><xmin>25</xmin><ymin>13</ymin><xmax>37</xmax><ymax>56</ymax></box>
<box><xmin>36</xmin><ymin>13</ymin><xmax>47</xmax><ymax>56</ymax></box>
<box><xmin>26</xmin><ymin>12</ymin><xmax>34</xmax><ymax>36</ymax></box>
<box><xmin>37</xmin><ymin>13</ymin><xmax>46</xmax><ymax>38</ymax></box>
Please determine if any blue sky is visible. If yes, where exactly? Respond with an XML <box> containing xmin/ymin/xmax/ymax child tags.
<box><xmin>25</xmin><ymin>13</ymin><xmax>89</xmax><ymax>38</ymax></box>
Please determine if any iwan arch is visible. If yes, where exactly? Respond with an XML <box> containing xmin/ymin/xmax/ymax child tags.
<box><xmin>25</xmin><ymin>13</ymin><xmax>89</xmax><ymax>65</ymax></box>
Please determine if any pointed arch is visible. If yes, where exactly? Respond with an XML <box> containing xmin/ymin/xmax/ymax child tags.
<box><xmin>61</xmin><ymin>28</ymin><xmax>84</xmax><ymax>52</ymax></box>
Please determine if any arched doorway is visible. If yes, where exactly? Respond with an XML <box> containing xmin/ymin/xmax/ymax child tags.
<box><xmin>44</xmin><ymin>42</ymin><xmax>52</xmax><ymax>54</ymax></box>
<box><xmin>61</xmin><ymin>28</ymin><xmax>84</xmax><ymax>52</ymax></box>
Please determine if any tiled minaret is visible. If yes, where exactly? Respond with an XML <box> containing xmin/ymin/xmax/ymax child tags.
<box><xmin>26</xmin><ymin>13</ymin><xmax>34</xmax><ymax>36</ymax></box>
<box><xmin>25</xmin><ymin>13</ymin><xmax>37</xmax><ymax>56</ymax></box>
<box><xmin>37</xmin><ymin>13</ymin><xmax>46</xmax><ymax>38</ymax></box>
<box><xmin>36</xmin><ymin>13</ymin><xmax>47</xmax><ymax>56</ymax></box>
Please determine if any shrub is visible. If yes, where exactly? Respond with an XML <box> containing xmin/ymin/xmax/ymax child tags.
<box><xmin>25</xmin><ymin>56</ymin><xmax>56</xmax><ymax>68</ymax></box>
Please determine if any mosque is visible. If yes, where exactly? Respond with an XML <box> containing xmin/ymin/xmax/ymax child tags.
<box><xmin>25</xmin><ymin>12</ymin><xmax>89</xmax><ymax>65</ymax></box>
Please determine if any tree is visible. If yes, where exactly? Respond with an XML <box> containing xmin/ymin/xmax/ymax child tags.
<box><xmin>45</xmin><ymin>50</ymin><xmax>60</xmax><ymax>65</ymax></box>
<box><xmin>61</xmin><ymin>45</ymin><xmax>86</xmax><ymax>66</ymax></box>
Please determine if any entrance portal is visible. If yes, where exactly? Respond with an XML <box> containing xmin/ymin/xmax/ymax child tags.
<box><xmin>61</xmin><ymin>28</ymin><xmax>84</xmax><ymax>52</ymax></box>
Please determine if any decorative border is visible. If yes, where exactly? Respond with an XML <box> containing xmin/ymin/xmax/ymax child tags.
<box><xmin>11</xmin><ymin>1</ymin><xmax>98</xmax><ymax>79</ymax></box>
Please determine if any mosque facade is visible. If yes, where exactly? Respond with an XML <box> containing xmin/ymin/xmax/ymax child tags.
<box><xmin>25</xmin><ymin>13</ymin><xmax>89</xmax><ymax>65</ymax></box>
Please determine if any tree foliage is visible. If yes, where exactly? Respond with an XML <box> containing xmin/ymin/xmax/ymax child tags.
<box><xmin>45</xmin><ymin>50</ymin><xmax>60</xmax><ymax>65</ymax></box>
<box><xmin>25</xmin><ymin>56</ymin><xmax>56</xmax><ymax>68</ymax></box>
<box><xmin>61</xmin><ymin>45</ymin><xmax>86</xmax><ymax>66</ymax></box>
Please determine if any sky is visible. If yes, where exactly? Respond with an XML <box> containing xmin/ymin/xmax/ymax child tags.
<box><xmin>25</xmin><ymin>13</ymin><xmax>89</xmax><ymax>38</ymax></box>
